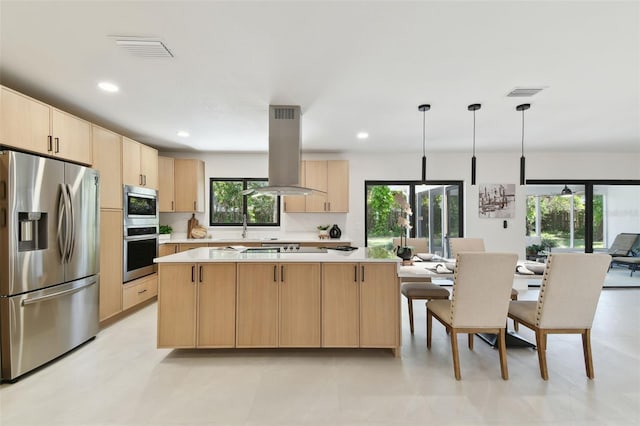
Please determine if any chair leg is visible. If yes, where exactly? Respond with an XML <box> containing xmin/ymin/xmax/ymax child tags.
<box><xmin>498</xmin><ymin>328</ymin><xmax>509</xmax><ymax>380</ymax></box>
<box><xmin>513</xmin><ymin>319</ymin><xmax>519</xmax><ymax>332</ymax></box>
<box><xmin>450</xmin><ymin>330</ymin><xmax>461</xmax><ymax>380</ymax></box>
<box><xmin>468</xmin><ymin>333</ymin><xmax>474</xmax><ymax>350</ymax></box>
<box><xmin>408</xmin><ymin>297</ymin><xmax>415</xmax><ymax>334</ymax></box>
<box><xmin>426</xmin><ymin>309</ymin><xmax>432</xmax><ymax>349</ymax></box>
<box><xmin>582</xmin><ymin>329</ymin><xmax>595</xmax><ymax>379</ymax></box>
<box><xmin>535</xmin><ymin>330</ymin><xmax>549</xmax><ymax>380</ymax></box>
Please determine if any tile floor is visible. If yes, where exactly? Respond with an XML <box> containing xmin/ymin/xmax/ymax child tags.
<box><xmin>1</xmin><ymin>288</ymin><xmax>639</xmax><ymax>426</ymax></box>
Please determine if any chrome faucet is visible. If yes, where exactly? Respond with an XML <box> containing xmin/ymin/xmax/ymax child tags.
<box><xmin>241</xmin><ymin>214</ymin><xmax>248</xmax><ymax>239</ymax></box>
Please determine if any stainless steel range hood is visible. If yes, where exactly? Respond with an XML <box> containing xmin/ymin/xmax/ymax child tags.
<box><xmin>251</xmin><ymin>105</ymin><xmax>322</xmax><ymax>196</ymax></box>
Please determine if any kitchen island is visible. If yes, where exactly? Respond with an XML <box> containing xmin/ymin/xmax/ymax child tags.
<box><xmin>154</xmin><ymin>247</ymin><xmax>402</xmax><ymax>356</ymax></box>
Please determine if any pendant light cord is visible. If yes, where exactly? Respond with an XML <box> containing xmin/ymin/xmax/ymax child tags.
<box><xmin>521</xmin><ymin>109</ymin><xmax>525</xmax><ymax>157</ymax></box>
<box><xmin>472</xmin><ymin>110</ymin><xmax>476</xmax><ymax>156</ymax></box>
<box><xmin>422</xmin><ymin>110</ymin><xmax>426</xmax><ymax>157</ymax></box>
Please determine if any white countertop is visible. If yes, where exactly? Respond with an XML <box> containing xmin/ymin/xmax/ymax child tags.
<box><xmin>155</xmin><ymin>247</ymin><xmax>399</xmax><ymax>264</ymax></box>
<box><xmin>159</xmin><ymin>233</ymin><xmax>351</xmax><ymax>245</ymax></box>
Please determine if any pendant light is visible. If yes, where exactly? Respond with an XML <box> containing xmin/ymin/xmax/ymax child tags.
<box><xmin>418</xmin><ymin>104</ymin><xmax>430</xmax><ymax>181</ymax></box>
<box><xmin>561</xmin><ymin>185</ymin><xmax>573</xmax><ymax>196</ymax></box>
<box><xmin>516</xmin><ymin>103</ymin><xmax>531</xmax><ymax>185</ymax></box>
<box><xmin>468</xmin><ymin>103</ymin><xmax>481</xmax><ymax>185</ymax></box>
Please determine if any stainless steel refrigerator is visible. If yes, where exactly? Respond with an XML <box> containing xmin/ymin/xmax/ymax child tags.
<box><xmin>0</xmin><ymin>150</ymin><xmax>100</xmax><ymax>381</ymax></box>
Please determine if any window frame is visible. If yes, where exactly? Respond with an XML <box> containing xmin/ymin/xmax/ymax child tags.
<box><xmin>209</xmin><ymin>177</ymin><xmax>281</xmax><ymax>227</ymax></box>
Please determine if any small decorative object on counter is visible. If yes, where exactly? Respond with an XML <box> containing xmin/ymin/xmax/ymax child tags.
<box><xmin>191</xmin><ymin>225</ymin><xmax>207</xmax><ymax>239</ymax></box>
<box><xmin>394</xmin><ymin>193</ymin><xmax>413</xmax><ymax>261</ymax></box>
<box><xmin>329</xmin><ymin>224</ymin><xmax>342</xmax><ymax>239</ymax></box>
<box><xmin>159</xmin><ymin>225</ymin><xmax>173</xmax><ymax>241</ymax></box>
<box><xmin>317</xmin><ymin>224</ymin><xmax>330</xmax><ymax>239</ymax></box>
<box><xmin>187</xmin><ymin>214</ymin><xmax>198</xmax><ymax>239</ymax></box>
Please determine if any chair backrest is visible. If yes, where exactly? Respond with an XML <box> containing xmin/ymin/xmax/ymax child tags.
<box><xmin>608</xmin><ymin>233</ymin><xmax>639</xmax><ymax>256</ymax></box>
<box><xmin>449</xmin><ymin>238</ymin><xmax>485</xmax><ymax>257</ymax></box>
<box><xmin>535</xmin><ymin>253</ymin><xmax>611</xmax><ymax>329</ymax></box>
<box><xmin>449</xmin><ymin>252</ymin><xmax>518</xmax><ymax>328</ymax></box>
<box><xmin>392</xmin><ymin>237</ymin><xmax>428</xmax><ymax>253</ymax></box>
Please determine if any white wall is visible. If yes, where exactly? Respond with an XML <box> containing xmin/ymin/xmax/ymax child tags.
<box><xmin>160</xmin><ymin>150</ymin><xmax>640</xmax><ymax>256</ymax></box>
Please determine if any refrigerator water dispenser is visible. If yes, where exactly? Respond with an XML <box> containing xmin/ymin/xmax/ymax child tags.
<box><xmin>18</xmin><ymin>212</ymin><xmax>47</xmax><ymax>251</ymax></box>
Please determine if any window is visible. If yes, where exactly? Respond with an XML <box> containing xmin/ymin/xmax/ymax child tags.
<box><xmin>365</xmin><ymin>181</ymin><xmax>463</xmax><ymax>256</ymax></box>
<box><xmin>209</xmin><ymin>178</ymin><xmax>280</xmax><ymax>226</ymax></box>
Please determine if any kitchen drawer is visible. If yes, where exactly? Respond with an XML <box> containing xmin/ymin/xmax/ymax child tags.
<box><xmin>123</xmin><ymin>273</ymin><xmax>158</xmax><ymax>310</ymax></box>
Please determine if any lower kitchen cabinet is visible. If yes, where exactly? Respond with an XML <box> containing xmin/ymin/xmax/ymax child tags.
<box><xmin>322</xmin><ymin>263</ymin><xmax>360</xmax><ymax>347</ymax></box>
<box><xmin>122</xmin><ymin>273</ymin><xmax>157</xmax><ymax>311</ymax></box>
<box><xmin>236</xmin><ymin>263</ymin><xmax>279</xmax><ymax>347</ymax></box>
<box><xmin>322</xmin><ymin>263</ymin><xmax>398</xmax><ymax>348</ymax></box>
<box><xmin>279</xmin><ymin>263</ymin><xmax>321</xmax><ymax>347</ymax></box>
<box><xmin>197</xmin><ymin>263</ymin><xmax>236</xmax><ymax>347</ymax></box>
<box><xmin>157</xmin><ymin>263</ymin><xmax>236</xmax><ymax>348</ymax></box>
<box><xmin>159</xmin><ymin>243</ymin><xmax>178</xmax><ymax>256</ymax></box>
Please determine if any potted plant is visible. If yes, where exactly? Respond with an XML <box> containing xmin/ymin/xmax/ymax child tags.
<box><xmin>394</xmin><ymin>193</ymin><xmax>413</xmax><ymax>261</ymax></box>
<box><xmin>317</xmin><ymin>224</ymin><xmax>330</xmax><ymax>239</ymax></box>
<box><xmin>159</xmin><ymin>225</ymin><xmax>173</xmax><ymax>241</ymax></box>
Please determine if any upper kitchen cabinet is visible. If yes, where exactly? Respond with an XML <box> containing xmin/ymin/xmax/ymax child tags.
<box><xmin>284</xmin><ymin>160</ymin><xmax>349</xmax><ymax>213</ymax></box>
<box><xmin>1</xmin><ymin>86</ymin><xmax>92</xmax><ymax>165</ymax></box>
<box><xmin>122</xmin><ymin>137</ymin><xmax>158</xmax><ymax>189</ymax></box>
<box><xmin>174</xmin><ymin>158</ymin><xmax>205</xmax><ymax>212</ymax></box>
<box><xmin>91</xmin><ymin>125</ymin><xmax>122</xmax><ymax>209</ymax></box>
<box><xmin>158</xmin><ymin>156</ymin><xmax>175</xmax><ymax>212</ymax></box>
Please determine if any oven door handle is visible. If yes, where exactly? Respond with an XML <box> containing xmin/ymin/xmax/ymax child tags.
<box><xmin>124</xmin><ymin>234</ymin><xmax>159</xmax><ymax>242</ymax></box>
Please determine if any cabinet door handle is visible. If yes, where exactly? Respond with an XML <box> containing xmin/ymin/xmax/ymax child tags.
<box><xmin>281</xmin><ymin>265</ymin><xmax>284</xmax><ymax>282</ymax></box>
<box><xmin>54</xmin><ymin>137</ymin><xmax>60</xmax><ymax>153</ymax></box>
<box><xmin>199</xmin><ymin>265</ymin><xmax>203</xmax><ymax>282</ymax></box>
<box><xmin>354</xmin><ymin>265</ymin><xmax>358</xmax><ymax>282</ymax></box>
<box><xmin>143</xmin><ymin>175</ymin><xmax>147</xmax><ymax>186</ymax></box>
<box><xmin>273</xmin><ymin>265</ymin><xmax>277</xmax><ymax>282</ymax></box>
<box><xmin>171</xmin><ymin>201</ymin><xmax>174</xmax><ymax>210</ymax></box>
<box><xmin>48</xmin><ymin>135</ymin><xmax>53</xmax><ymax>152</ymax></box>
<box><xmin>137</xmin><ymin>288</ymin><xmax>147</xmax><ymax>295</ymax></box>
<box><xmin>194</xmin><ymin>201</ymin><xmax>196</xmax><ymax>210</ymax></box>
<box><xmin>327</xmin><ymin>202</ymin><xmax>331</xmax><ymax>211</ymax></box>
<box><xmin>191</xmin><ymin>265</ymin><xmax>195</xmax><ymax>283</ymax></box>
<box><xmin>361</xmin><ymin>266</ymin><xmax>365</xmax><ymax>282</ymax></box>
<box><xmin>139</xmin><ymin>174</ymin><xmax>143</xmax><ymax>185</ymax></box>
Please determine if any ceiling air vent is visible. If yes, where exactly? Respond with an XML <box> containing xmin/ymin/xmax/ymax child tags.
<box><xmin>273</xmin><ymin>107</ymin><xmax>296</xmax><ymax>120</ymax></box>
<box><xmin>114</xmin><ymin>39</ymin><xmax>174</xmax><ymax>58</ymax></box>
<box><xmin>507</xmin><ymin>87</ymin><xmax>545</xmax><ymax>97</ymax></box>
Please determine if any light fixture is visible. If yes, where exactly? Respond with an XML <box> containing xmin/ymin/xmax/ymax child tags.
<box><xmin>418</xmin><ymin>104</ymin><xmax>430</xmax><ymax>182</ymax></box>
<box><xmin>468</xmin><ymin>103</ymin><xmax>481</xmax><ymax>185</ymax></box>
<box><xmin>516</xmin><ymin>103</ymin><xmax>531</xmax><ymax>185</ymax></box>
<box><xmin>357</xmin><ymin>132</ymin><xmax>369</xmax><ymax>139</ymax></box>
<box><xmin>97</xmin><ymin>82</ymin><xmax>119</xmax><ymax>93</ymax></box>
<box><xmin>177</xmin><ymin>130</ymin><xmax>190</xmax><ymax>138</ymax></box>
<box><xmin>561</xmin><ymin>185</ymin><xmax>573</xmax><ymax>196</ymax></box>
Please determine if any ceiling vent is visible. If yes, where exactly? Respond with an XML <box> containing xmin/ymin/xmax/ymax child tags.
<box><xmin>114</xmin><ymin>39</ymin><xmax>174</xmax><ymax>58</ymax></box>
<box><xmin>507</xmin><ymin>87</ymin><xmax>545</xmax><ymax>97</ymax></box>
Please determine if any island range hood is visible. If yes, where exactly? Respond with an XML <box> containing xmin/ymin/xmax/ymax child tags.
<box><xmin>250</xmin><ymin>105</ymin><xmax>322</xmax><ymax>196</ymax></box>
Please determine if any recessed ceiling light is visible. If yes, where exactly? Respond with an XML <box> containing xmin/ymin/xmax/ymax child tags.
<box><xmin>357</xmin><ymin>132</ymin><xmax>369</xmax><ymax>139</ymax></box>
<box><xmin>177</xmin><ymin>131</ymin><xmax>190</xmax><ymax>138</ymax></box>
<box><xmin>97</xmin><ymin>82</ymin><xmax>119</xmax><ymax>93</ymax></box>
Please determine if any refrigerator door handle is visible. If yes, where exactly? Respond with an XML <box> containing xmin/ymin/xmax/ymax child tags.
<box><xmin>21</xmin><ymin>279</ymin><xmax>97</xmax><ymax>306</ymax></box>
<box><xmin>66</xmin><ymin>184</ymin><xmax>76</xmax><ymax>260</ymax></box>
<box><xmin>57</xmin><ymin>184</ymin><xmax>67</xmax><ymax>263</ymax></box>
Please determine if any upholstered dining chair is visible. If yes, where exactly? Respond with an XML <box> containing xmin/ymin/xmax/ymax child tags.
<box><xmin>427</xmin><ymin>252</ymin><xmax>518</xmax><ymax>380</ymax></box>
<box><xmin>448</xmin><ymin>237</ymin><xmax>520</xmax><ymax>328</ymax></box>
<box><xmin>394</xmin><ymin>237</ymin><xmax>450</xmax><ymax>334</ymax></box>
<box><xmin>507</xmin><ymin>253</ymin><xmax>611</xmax><ymax>380</ymax></box>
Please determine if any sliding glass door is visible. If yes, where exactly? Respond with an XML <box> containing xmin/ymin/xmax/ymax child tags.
<box><xmin>365</xmin><ymin>181</ymin><xmax>463</xmax><ymax>256</ymax></box>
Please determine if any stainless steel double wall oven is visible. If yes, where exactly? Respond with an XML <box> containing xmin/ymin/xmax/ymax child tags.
<box><xmin>123</xmin><ymin>185</ymin><xmax>158</xmax><ymax>282</ymax></box>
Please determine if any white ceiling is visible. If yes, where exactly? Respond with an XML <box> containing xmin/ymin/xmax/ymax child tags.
<box><xmin>1</xmin><ymin>1</ymin><xmax>638</xmax><ymax>155</ymax></box>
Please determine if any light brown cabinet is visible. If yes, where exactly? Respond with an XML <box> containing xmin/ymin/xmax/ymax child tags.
<box><xmin>99</xmin><ymin>210</ymin><xmax>123</xmax><ymax>321</ymax></box>
<box><xmin>322</xmin><ymin>263</ymin><xmax>398</xmax><ymax>349</ymax></box>
<box><xmin>1</xmin><ymin>86</ymin><xmax>92</xmax><ymax>165</ymax></box>
<box><xmin>174</xmin><ymin>158</ymin><xmax>205</xmax><ymax>212</ymax></box>
<box><xmin>122</xmin><ymin>273</ymin><xmax>158</xmax><ymax>311</ymax></box>
<box><xmin>157</xmin><ymin>263</ymin><xmax>236</xmax><ymax>348</ymax></box>
<box><xmin>122</xmin><ymin>137</ymin><xmax>158</xmax><ymax>189</ymax></box>
<box><xmin>158</xmin><ymin>156</ymin><xmax>175</xmax><ymax>212</ymax></box>
<box><xmin>159</xmin><ymin>244</ymin><xmax>179</xmax><ymax>257</ymax></box>
<box><xmin>92</xmin><ymin>125</ymin><xmax>122</xmax><ymax>209</ymax></box>
<box><xmin>236</xmin><ymin>262</ymin><xmax>321</xmax><ymax>347</ymax></box>
<box><xmin>284</xmin><ymin>160</ymin><xmax>349</xmax><ymax>213</ymax></box>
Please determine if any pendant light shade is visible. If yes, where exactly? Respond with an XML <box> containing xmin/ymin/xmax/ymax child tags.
<box><xmin>516</xmin><ymin>103</ymin><xmax>531</xmax><ymax>185</ymax></box>
<box><xmin>418</xmin><ymin>104</ymin><xmax>430</xmax><ymax>182</ymax></box>
<box><xmin>468</xmin><ymin>103</ymin><xmax>481</xmax><ymax>185</ymax></box>
<box><xmin>561</xmin><ymin>185</ymin><xmax>573</xmax><ymax>196</ymax></box>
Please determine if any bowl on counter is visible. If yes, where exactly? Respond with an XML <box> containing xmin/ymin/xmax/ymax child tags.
<box><xmin>415</xmin><ymin>253</ymin><xmax>435</xmax><ymax>261</ymax></box>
